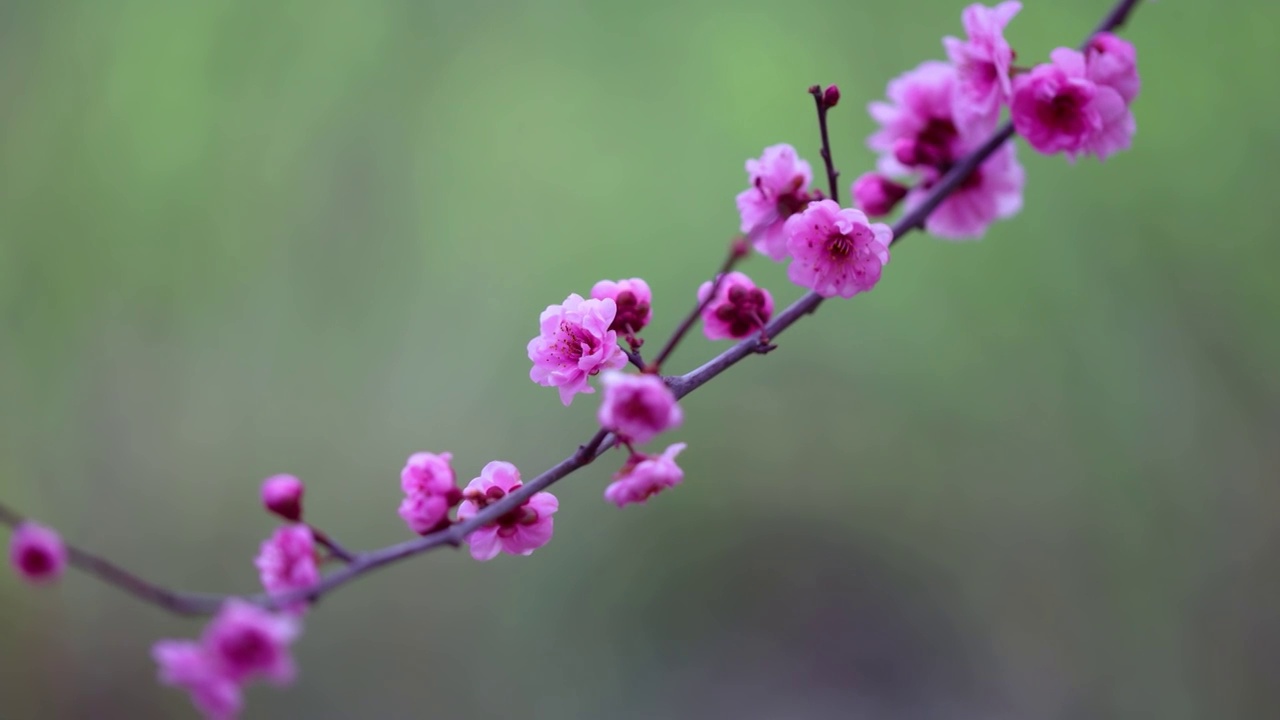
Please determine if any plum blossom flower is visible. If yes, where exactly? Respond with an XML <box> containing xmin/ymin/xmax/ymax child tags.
<box><xmin>528</xmin><ymin>293</ymin><xmax>628</xmax><ymax>406</ymax></box>
<box><xmin>736</xmin><ymin>144</ymin><xmax>818</xmax><ymax>261</ymax></box>
<box><xmin>152</xmin><ymin>641</ymin><xmax>243</xmax><ymax>720</ymax></box>
<box><xmin>851</xmin><ymin>173</ymin><xmax>909</xmax><ymax>217</ymax></box>
<box><xmin>202</xmin><ymin>599</ymin><xmax>300</xmax><ymax>685</ymax></box>
<box><xmin>783</xmin><ymin>200</ymin><xmax>892</xmax><ymax>298</ymax></box>
<box><xmin>868</xmin><ymin>62</ymin><xmax>972</xmax><ymax>174</ymax></box>
<box><xmin>605</xmin><ymin>443</ymin><xmax>687</xmax><ymax>507</ymax></box>
<box><xmin>590</xmin><ymin>278</ymin><xmax>653</xmax><ymax>337</ymax></box>
<box><xmin>254</xmin><ymin>525</ymin><xmax>319</xmax><ymax>610</ymax></box>
<box><xmin>904</xmin><ymin>142</ymin><xmax>1025</xmax><ymax>239</ymax></box>
<box><xmin>260</xmin><ymin>475</ymin><xmax>304</xmax><ymax>522</ymax></box>
<box><xmin>1085</xmin><ymin>32</ymin><xmax>1140</xmax><ymax>104</ymax></box>
<box><xmin>8</xmin><ymin>521</ymin><xmax>66</xmax><ymax>584</ymax></box>
<box><xmin>944</xmin><ymin>1</ymin><xmax>1022</xmax><ymax>134</ymax></box>
<box><xmin>398</xmin><ymin>451</ymin><xmax>462</xmax><ymax>535</ymax></box>
<box><xmin>697</xmin><ymin>271</ymin><xmax>774</xmax><ymax>340</ymax></box>
<box><xmin>153</xmin><ymin>599</ymin><xmax>300</xmax><ymax>719</ymax></box>
<box><xmin>1011</xmin><ymin>47</ymin><xmax>1134</xmax><ymax>161</ymax></box>
<box><xmin>597</xmin><ymin>371</ymin><xmax>682</xmax><ymax>445</ymax></box>
<box><xmin>456</xmin><ymin>462</ymin><xmax>559</xmax><ymax>561</ymax></box>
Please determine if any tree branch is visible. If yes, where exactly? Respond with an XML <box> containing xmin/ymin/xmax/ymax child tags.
<box><xmin>0</xmin><ymin>0</ymin><xmax>1146</xmax><ymax>618</ymax></box>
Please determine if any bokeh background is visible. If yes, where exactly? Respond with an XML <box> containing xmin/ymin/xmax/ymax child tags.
<box><xmin>1</xmin><ymin>0</ymin><xmax>1275</xmax><ymax>718</ymax></box>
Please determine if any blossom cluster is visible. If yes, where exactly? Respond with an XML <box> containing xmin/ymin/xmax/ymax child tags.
<box><xmin>854</xmin><ymin>1</ymin><xmax>1139</xmax><ymax>238</ymax></box>
<box><xmin>4</xmin><ymin>4</ymin><xmax>1143</xmax><ymax>718</ymax></box>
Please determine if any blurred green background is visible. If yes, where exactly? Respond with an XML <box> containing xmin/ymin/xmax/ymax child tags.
<box><xmin>1</xmin><ymin>0</ymin><xmax>1275</xmax><ymax>718</ymax></box>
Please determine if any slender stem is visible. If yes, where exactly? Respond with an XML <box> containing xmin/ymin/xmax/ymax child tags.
<box><xmin>309</xmin><ymin>527</ymin><xmax>358</xmax><ymax>563</ymax></box>
<box><xmin>0</xmin><ymin>0</ymin><xmax>1146</xmax><ymax>617</ymax></box>
<box><xmin>624</xmin><ymin>348</ymin><xmax>646</xmax><ymax>370</ymax></box>
<box><xmin>645</xmin><ymin>238</ymin><xmax>747</xmax><ymax>373</ymax></box>
<box><xmin>808</xmin><ymin>86</ymin><xmax>840</xmax><ymax>203</ymax></box>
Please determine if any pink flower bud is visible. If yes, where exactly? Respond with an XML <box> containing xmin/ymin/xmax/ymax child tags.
<box><xmin>605</xmin><ymin>443</ymin><xmax>687</xmax><ymax>507</ymax></box>
<box><xmin>822</xmin><ymin>84</ymin><xmax>841</xmax><ymax>108</ymax></box>
<box><xmin>590</xmin><ymin>278</ymin><xmax>653</xmax><ymax>335</ymax></box>
<box><xmin>697</xmin><ymin>271</ymin><xmax>774</xmax><ymax>341</ymax></box>
<box><xmin>9</xmin><ymin>521</ymin><xmax>66</xmax><ymax>584</ymax></box>
<box><xmin>254</xmin><ymin>525</ymin><xmax>318</xmax><ymax>613</ymax></box>
<box><xmin>597</xmin><ymin>371</ymin><xmax>683</xmax><ymax>445</ymax></box>
<box><xmin>260</xmin><ymin>475</ymin><xmax>304</xmax><ymax>522</ymax></box>
<box><xmin>851</xmin><ymin>173</ymin><xmax>909</xmax><ymax>217</ymax></box>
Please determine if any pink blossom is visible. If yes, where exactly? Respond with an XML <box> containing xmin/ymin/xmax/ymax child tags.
<box><xmin>868</xmin><ymin>62</ymin><xmax>971</xmax><ymax>174</ymax></box>
<box><xmin>254</xmin><ymin>525</ymin><xmax>318</xmax><ymax>609</ymax></box>
<box><xmin>153</xmin><ymin>600</ymin><xmax>300</xmax><ymax>719</ymax></box>
<box><xmin>590</xmin><ymin>278</ymin><xmax>653</xmax><ymax>336</ymax></box>
<box><xmin>456</xmin><ymin>461</ymin><xmax>558</xmax><ymax>562</ymax></box>
<box><xmin>153</xmin><ymin>641</ymin><xmax>243</xmax><ymax>720</ymax></box>
<box><xmin>8</xmin><ymin>521</ymin><xmax>66</xmax><ymax>584</ymax></box>
<box><xmin>696</xmin><ymin>271</ymin><xmax>774</xmax><ymax>340</ymax></box>
<box><xmin>943</xmin><ymin>2</ymin><xmax>1022</xmax><ymax>135</ymax></box>
<box><xmin>783</xmin><ymin>200</ymin><xmax>892</xmax><ymax>298</ymax></box>
<box><xmin>260</xmin><ymin>475</ymin><xmax>304</xmax><ymax>522</ymax></box>
<box><xmin>597</xmin><ymin>371</ymin><xmax>683</xmax><ymax>445</ymax></box>
<box><xmin>851</xmin><ymin>173</ymin><xmax>909</xmax><ymax>217</ymax></box>
<box><xmin>1011</xmin><ymin>48</ymin><xmax>1133</xmax><ymax>161</ymax></box>
<box><xmin>1085</xmin><ymin>32</ymin><xmax>1140</xmax><ymax>104</ymax></box>
<box><xmin>604</xmin><ymin>443</ymin><xmax>687</xmax><ymax>507</ymax></box>
<box><xmin>528</xmin><ymin>293</ymin><xmax>628</xmax><ymax>406</ymax></box>
<box><xmin>400</xmin><ymin>451</ymin><xmax>457</xmax><ymax>496</ymax></box>
<box><xmin>397</xmin><ymin>451</ymin><xmax>461</xmax><ymax>535</ymax></box>
<box><xmin>202</xmin><ymin>599</ymin><xmax>300</xmax><ymax>685</ymax></box>
<box><xmin>735</xmin><ymin>144</ymin><xmax>817</xmax><ymax>261</ymax></box>
<box><xmin>903</xmin><ymin>142</ymin><xmax>1025</xmax><ymax>239</ymax></box>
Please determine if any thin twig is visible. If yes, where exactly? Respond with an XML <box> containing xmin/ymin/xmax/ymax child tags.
<box><xmin>645</xmin><ymin>238</ymin><xmax>748</xmax><ymax>373</ymax></box>
<box><xmin>0</xmin><ymin>0</ymin><xmax>1146</xmax><ymax>617</ymax></box>
<box><xmin>808</xmin><ymin>85</ymin><xmax>841</xmax><ymax>203</ymax></box>
<box><xmin>310</xmin><ymin>527</ymin><xmax>358</xmax><ymax>563</ymax></box>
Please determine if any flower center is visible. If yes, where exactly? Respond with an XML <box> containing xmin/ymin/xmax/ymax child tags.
<box><xmin>220</xmin><ymin>628</ymin><xmax>274</xmax><ymax>669</ymax></box>
<box><xmin>826</xmin><ymin>233</ymin><xmax>854</xmax><ymax>259</ymax></box>
<box><xmin>19</xmin><ymin>547</ymin><xmax>51</xmax><ymax>575</ymax></box>
<box><xmin>714</xmin><ymin>285</ymin><xmax>770</xmax><ymax>337</ymax></box>
<box><xmin>610</xmin><ymin>291</ymin><xmax>649</xmax><ymax>334</ymax></box>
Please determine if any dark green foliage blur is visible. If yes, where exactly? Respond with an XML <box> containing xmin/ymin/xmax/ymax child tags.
<box><xmin>1</xmin><ymin>1</ymin><xmax>1275</xmax><ymax>718</ymax></box>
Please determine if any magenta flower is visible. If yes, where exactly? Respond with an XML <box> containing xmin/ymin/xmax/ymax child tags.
<box><xmin>597</xmin><ymin>371</ymin><xmax>683</xmax><ymax>445</ymax></box>
<box><xmin>202</xmin><ymin>599</ymin><xmax>300</xmax><ymax>685</ymax></box>
<box><xmin>153</xmin><ymin>599</ymin><xmax>300</xmax><ymax>719</ymax></box>
<box><xmin>260</xmin><ymin>475</ymin><xmax>304</xmax><ymax>523</ymax></box>
<box><xmin>254</xmin><ymin>525</ymin><xmax>319</xmax><ymax>610</ymax></box>
<box><xmin>735</xmin><ymin>144</ymin><xmax>817</xmax><ymax>261</ymax></box>
<box><xmin>1011</xmin><ymin>48</ymin><xmax>1134</xmax><ymax>161</ymax></box>
<box><xmin>590</xmin><ymin>278</ymin><xmax>653</xmax><ymax>336</ymax></box>
<box><xmin>456</xmin><ymin>461</ymin><xmax>559</xmax><ymax>561</ymax></box>
<box><xmin>397</xmin><ymin>451</ymin><xmax>462</xmax><ymax>535</ymax></box>
<box><xmin>697</xmin><ymin>271</ymin><xmax>774</xmax><ymax>341</ymax></box>
<box><xmin>868</xmin><ymin>61</ymin><xmax>970</xmax><ymax>174</ymax></box>
<box><xmin>153</xmin><ymin>641</ymin><xmax>243</xmax><ymax>720</ymax></box>
<box><xmin>1085</xmin><ymin>32</ymin><xmax>1140</xmax><ymax>104</ymax></box>
<box><xmin>943</xmin><ymin>2</ymin><xmax>1022</xmax><ymax>135</ymax></box>
<box><xmin>851</xmin><ymin>173</ymin><xmax>910</xmax><ymax>218</ymax></box>
<box><xmin>783</xmin><ymin>200</ymin><xmax>892</xmax><ymax>298</ymax></box>
<box><xmin>8</xmin><ymin>521</ymin><xmax>67</xmax><ymax>585</ymax></box>
<box><xmin>904</xmin><ymin>142</ymin><xmax>1025</xmax><ymax>239</ymax></box>
<box><xmin>604</xmin><ymin>443</ymin><xmax>687</xmax><ymax>507</ymax></box>
<box><xmin>528</xmin><ymin>293</ymin><xmax>628</xmax><ymax>406</ymax></box>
